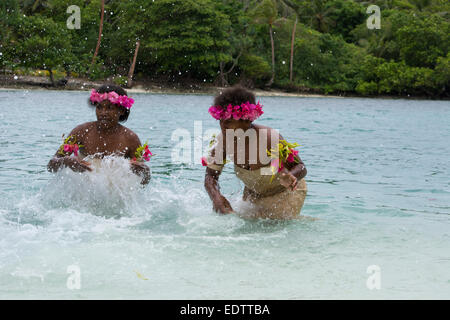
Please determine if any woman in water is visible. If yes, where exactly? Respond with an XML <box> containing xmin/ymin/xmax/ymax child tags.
<box><xmin>204</xmin><ymin>86</ymin><xmax>307</xmax><ymax>219</ymax></box>
<box><xmin>47</xmin><ymin>84</ymin><xmax>150</xmax><ymax>185</ymax></box>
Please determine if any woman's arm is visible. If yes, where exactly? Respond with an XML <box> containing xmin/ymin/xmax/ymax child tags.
<box><xmin>130</xmin><ymin>161</ymin><xmax>151</xmax><ymax>185</ymax></box>
<box><xmin>277</xmin><ymin>132</ymin><xmax>307</xmax><ymax>190</ymax></box>
<box><xmin>47</xmin><ymin>156</ymin><xmax>92</xmax><ymax>173</ymax></box>
<box><xmin>47</xmin><ymin>126</ymin><xmax>91</xmax><ymax>173</ymax></box>
<box><xmin>204</xmin><ymin>167</ymin><xmax>233</xmax><ymax>214</ymax></box>
<box><xmin>126</xmin><ymin>131</ymin><xmax>151</xmax><ymax>185</ymax></box>
<box><xmin>286</xmin><ymin>155</ymin><xmax>307</xmax><ymax>180</ymax></box>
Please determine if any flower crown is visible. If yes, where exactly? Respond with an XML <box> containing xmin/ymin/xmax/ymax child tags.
<box><xmin>90</xmin><ymin>89</ymin><xmax>134</xmax><ymax>109</ymax></box>
<box><xmin>208</xmin><ymin>101</ymin><xmax>263</xmax><ymax>121</ymax></box>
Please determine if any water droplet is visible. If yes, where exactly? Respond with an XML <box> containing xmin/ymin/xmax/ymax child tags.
<box><xmin>282</xmin><ymin>61</ymin><xmax>286</xmax><ymax>64</ymax></box>
<box><xmin>14</xmin><ymin>75</ymin><xmax>18</xmax><ymax>80</ymax></box>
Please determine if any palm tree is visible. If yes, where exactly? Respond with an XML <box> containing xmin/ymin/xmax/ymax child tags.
<box><xmin>127</xmin><ymin>40</ymin><xmax>140</xmax><ymax>88</ymax></box>
<box><xmin>251</xmin><ymin>0</ymin><xmax>301</xmax><ymax>84</ymax></box>
<box><xmin>275</xmin><ymin>0</ymin><xmax>301</xmax><ymax>82</ymax></box>
<box><xmin>89</xmin><ymin>0</ymin><xmax>105</xmax><ymax>73</ymax></box>
<box><xmin>251</xmin><ymin>0</ymin><xmax>279</xmax><ymax>87</ymax></box>
<box><xmin>309</xmin><ymin>0</ymin><xmax>335</xmax><ymax>33</ymax></box>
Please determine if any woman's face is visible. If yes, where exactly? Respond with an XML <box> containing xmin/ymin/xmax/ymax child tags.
<box><xmin>220</xmin><ymin>119</ymin><xmax>252</xmax><ymax>131</ymax></box>
<box><xmin>95</xmin><ymin>100</ymin><xmax>124</xmax><ymax>128</ymax></box>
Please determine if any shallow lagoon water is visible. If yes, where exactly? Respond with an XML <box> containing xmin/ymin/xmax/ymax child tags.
<box><xmin>0</xmin><ymin>90</ymin><xmax>449</xmax><ymax>299</ymax></box>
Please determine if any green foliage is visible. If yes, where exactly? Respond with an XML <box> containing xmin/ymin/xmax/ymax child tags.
<box><xmin>238</xmin><ymin>54</ymin><xmax>272</xmax><ymax>84</ymax></box>
<box><xmin>134</xmin><ymin>0</ymin><xmax>232</xmax><ymax>80</ymax></box>
<box><xmin>355</xmin><ymin>58</ymin><xmax>445</xmax><ymax>96</ymax></box>
<box><xmin>0</xmin><ymin>0</ymin><xmax>448</xmax><ymax>97</ymax></box>
<box><xmin>13</xmin><ymin>14</ymin><xmax>72</xmax><ymax>77</ymax></box>
<box><xmin>288</xmin><ymin>29</ymin><xmax>366</xmax><ymax>93</ymax></box>
<box><xmin>324</xmin><ymin>0</ymin><xmax>366</xmax><ymax>41</ymax></box>
<box><xmin>113</xmin><ymin>75</ymin><xmax>128</xmax><ymax>87</ymax></box>
<box><xmin>433</xmin><ymin>53</ymin><xmax>450</xmax><ymax>87</ymax></box>
<box><xmin>396</xmin><ymin>13</ymin><xmax>449</xmax><ymax>68</ymax></box>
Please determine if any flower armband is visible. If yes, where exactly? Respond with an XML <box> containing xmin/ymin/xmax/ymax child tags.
<box><xmin>58</xmin><ymin>135</ymin><xmax>83</xmax><ymax>157</ymax></box>
<box><xmin>267</xmin><ymin>140</ymin><xmax>301</xmax><ymax>182</ymax></box>
<box><xmin>133</xmin><ymin>142</ymin><xmax>153</xmax><ymax>162</ymax></box>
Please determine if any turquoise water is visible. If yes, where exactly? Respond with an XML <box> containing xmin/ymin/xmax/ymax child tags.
<box><xmin>0</xmin><ymin>89</ymin><xmax>449</xmax><ymax>299</ymax></box>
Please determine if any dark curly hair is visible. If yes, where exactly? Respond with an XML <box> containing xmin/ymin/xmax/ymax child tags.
<box><xmin>88</xmin><ymin>84</ymin><xmax>130</xmax><ymax>122</ymax></box>
<box><xmin>213</xmin><ymin>85</ymin><xmax>256</xmax><ymax>108</ymax></box>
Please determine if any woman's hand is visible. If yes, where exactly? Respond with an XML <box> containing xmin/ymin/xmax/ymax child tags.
<box><xmin>213</xmin><ymin>195</ymin><xmax>234</xmax><ymax>214</ymax></box>
<box><xmin>279</xmin><ymin>168</ymin><xmax>298</xmax><ymax>191</ymax></box>
<box><xmin>63</xmin><ymin>157</ymin><xmax>92</xmax><ymax>173</ymax></box>
<box><xmin>130</xmin><ymin>160</ymin><xmax>151</xmax><ymax>185</ymax></box>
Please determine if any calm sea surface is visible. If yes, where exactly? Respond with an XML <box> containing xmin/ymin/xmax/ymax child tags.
<box><xmin>0</xmin><ymin>89</ymin><xmax>449</xmax><ymax>299</ymax></box>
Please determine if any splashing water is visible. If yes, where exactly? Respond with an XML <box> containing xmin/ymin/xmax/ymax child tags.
<box><xmin>42</xmin><ymin>156</ymin><xmax>144</xmax><ymax>218</ymax></box>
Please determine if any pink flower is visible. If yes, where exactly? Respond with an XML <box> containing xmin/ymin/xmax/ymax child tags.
<box><xmin>90</xmin><ymin>90</ymin><xmax>102</xmax><ymax>103</ymax></box>
<box><xmin>287</xmin><ymin>153</ymin><xmax>294</xmax><ymax>163</ymax></box>
<box><xmin>90</xmin><ymin>89</ymin><xmax>134</xmax><ymax>109</ymax></box>
<box><xmin>73</xmin><ymin>144</ymin><xmax>79</xmax><ymax>156</ymax></box>
<box><xmin>201</xmin><ymin>157</ymin><xmax>208</xmax><ymax>166</ymax></box>
<box><xmin>63</xmin><ymin>144</ymin><xmax>72</xmax><ymax>153</ymax></box>
<box><xmin>117</xmin><ymin>96</ymin><xmax>127</xmax><ymax>106</ymax></box>
<box><xmin>124</xmin><ymin>97</ymin><xmax>134</xmax><ymax>109</ymax></box>
<box><xmin>208</xmin><ymin>101</ymin><xmax>264</xmax><ymax>121</ymax></box>
<box><xmin>107</xmin><ymin>91</ymin><xmax>120</xmax><ymax>104</ymax></box>
<box><xmin>143</xmin><ymin>148</ymin><xmax>152</xmax><ymax>159</ymax></box>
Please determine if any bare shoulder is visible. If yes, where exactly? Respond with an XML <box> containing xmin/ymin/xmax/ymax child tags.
<box><xmin>120</xmin><ymin>125</ymin><xmax>140</xmax><ymax>141</ymax></box>
<box><xmin>253</xmin><ymin>124</ymin><xmax>281</xmax><ymax>143</ymax></box>
<box><xmin>69</xmin><ymin>122</ymin><xmax>96</xmax><ymax>137</ymax></box>
<box><xmin>119</xmin><ymin>125</ymin><xmax>142</xmax><ymax>150</ymax></box>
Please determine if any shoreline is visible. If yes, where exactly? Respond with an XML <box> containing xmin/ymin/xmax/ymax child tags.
<box><xmin>0</xmin><ymin>74</ymin><xmax>339</xmax><ymax>98</ymax></box>
<box><xmin>0</xmin><ymin>74</ymin><xmax>446</xmax><ymax>100</ymax></box>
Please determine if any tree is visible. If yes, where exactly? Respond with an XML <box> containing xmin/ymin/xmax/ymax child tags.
<box><xmin>274</xmin><ymin>0</ymin><xmax>301</xmax><ymax>82</ymax></box>
<box><xmin>324</xmin><ymin>0</ymin><xmax>365</xmax><ymax>41</ymax></box>
<box><xmin>127</xmin><ymin>40</ymin><xmax>140</xmax><ymax>88</ymax></box>
<box><xmin>0</xmin><ymin>0</ymin><xmax>20</xmax><ymax>71</ymax></box>
<box><xmin>89</xmin><ymin>0</ymin><xmax>105</xmax><ymax>74</ymax></box>
<box><xmin>299</xmin><ymin>0</ymin><xmax>336</xmax><ymax>33</ymax></box>
<box><xmin>134</xmin><ymin>0</ymin><xmax>232</xmax><ymax>81</ymax></box>
<box><xmin>250</xmin><ymin>0</ymin><xmax>279</xmax><ymax>86</ymax></box>
<box><xmin>14</xmin><ymin>15</ymin><xmax>72</xmax><ymax>85</ymax></box>
<box><xmin>396</xmin><ymin>14</ymin><xmax>449</xmax><ymax>68</ymax></box>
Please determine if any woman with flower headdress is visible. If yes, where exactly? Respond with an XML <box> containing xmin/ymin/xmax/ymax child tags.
<box><xmin>203</xmin><ymin>85</ymin><xmax>307</xmax><ymax>219</ymax></box>
<box><xmin>47</xmin><ymin>84</ymin><xmax>150</xmax><ymax>185</ymax></box>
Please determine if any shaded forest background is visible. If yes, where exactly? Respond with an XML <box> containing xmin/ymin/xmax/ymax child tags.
<box><xmin>0</xmin><ymin>0</ymin><xmax>449</xmax><ymax>97</ymax></box>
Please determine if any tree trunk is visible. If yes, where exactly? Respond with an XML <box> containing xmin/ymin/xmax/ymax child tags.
<box><xmin>219</xmin><ymin>61</ymin><xmax>228</xmax><ymax>87</ymax></box>
<box><xmin>266</xmin><ymin>24</ymin><xmax>275</xmax><ymax>87</ymax></box>
<box><xmin>127</xmin><ymin>40</ymin><xmax>140</xmax><ymax>88</ymax></box>
<box><xmin>48</xmin><ymin>69</ymin><xmax>55</xmax><ymax>86</ymax></box>
<box><xmin>289</xmin><ymin>17</ymin><xmax>298</xmax><ymax>83</ymax></box>
<box><xmin>90</xmin><ymin>0</ymin><xmax>105</xmax><ymax>72</ymax></box>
